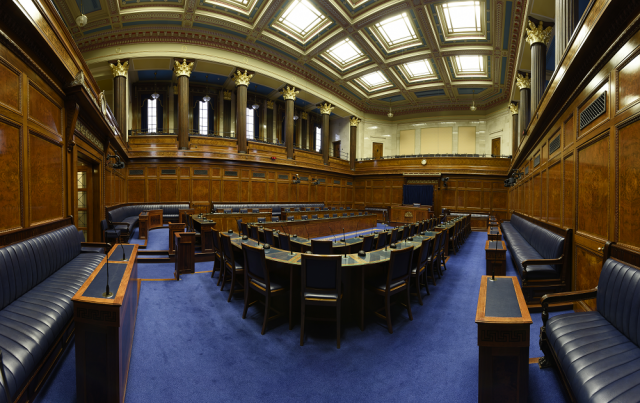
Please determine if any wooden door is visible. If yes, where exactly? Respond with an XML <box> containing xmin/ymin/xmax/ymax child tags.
<box><xmin>373</xmin><ymin>142</ymin><xmax>383</xmax><ymax>159</ymax></box>
<box><xmin>491</xmin><ymin>138</ymin><xmax>501</xmax><ymax>156</ymax></box>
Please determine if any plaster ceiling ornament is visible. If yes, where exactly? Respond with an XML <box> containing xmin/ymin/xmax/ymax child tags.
<box><xmin>223</xmin><ymin>90</ymin><xmax>232</xmax><ymax>101</ymax></box>
<box><xmin>266</xmin><ymin>100</ymin><xmax>274</xmax><ymax>109</ymax></box>
<box><xmin>319</xmin><ymin>102</ymin><xmax>334</xmax><ymax>115</ymax></box>
<box><xmin>509</xmin><ymin>103</ymin><xmax>519</xmax><ymax>114</ymax></box>
<box><xmin>516</xmin><ymin>73</ymin><xmax>531</xmax><ymax>90</ymax></box>
<box><xmin>525</xmin><ymin>20</ymin><xmax>553</xmax><ymax>47</ymax></box>
<box><xmin>174</xmin><ymin>59</ymin><xmax>194</xmax><ymax>77</ymax></box>
<box><xmin>281</xmin><ymin>85</ymin><xmax>299</xmax><ymax>100</ymax></box>
<box><xmin>109</xmin><ymin>60</ymin><xmax>129</xmax><ymax>78</ymax></box>
<box><xmin>233</xmin><ymin>69</ymin><xmax>253</xmax><ymax>87</ymax></box>
<box><xmin>349</xmin><ymin>116</ymin><xmax>361</xmax><ymax>127</ymax></box>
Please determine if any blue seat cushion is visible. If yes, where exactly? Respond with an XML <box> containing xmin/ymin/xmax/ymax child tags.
<box><xmin>546</xmin><ymin>311</ymin><xmax>640</xmax><ymax>402</ymax></box>
<box><xmin>502</xmin><ymin>222</ymin><xmax>560</xmax><ymax>280</ymax></box>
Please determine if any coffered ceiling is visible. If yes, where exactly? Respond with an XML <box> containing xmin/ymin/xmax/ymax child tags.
<box><xmin>52</xmin><ymin>0</ymin><xmax>534</xmax><ymax>116</ymax></box>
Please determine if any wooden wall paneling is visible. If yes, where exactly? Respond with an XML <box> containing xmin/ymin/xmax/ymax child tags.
<box><xmin>533</xmin><ymin>173</ymin><xmax>541</xmax><ymax>219</ymax></box>
<box><xmin>0</xmin><ymin>117</ymin><xmax>22</xmax><ymax>232</ymax></box>
<box><xmin>577</xmin><ymin>132</ymin><xmax>610</xmax><ymax>240</ymax></box>
<box><xmin>563</xmin><ymin>114</ymin><xmax>574</xmax><ymax>150</ymax></box>
<box><xmin>222</xmin><ymin>178</ymin><xmax>239</xmax><ymax>202</ymax></box>
<box><xmin>457</xmin><ymin>190</ymin><xmax>464</xmax><ymax>209</ymax></box>
<box><xmin>147</xmin><ymin>179</ymin><xmax>158</xmax><ymax>202</ymax></box>
<box><xmin>29</xmin><ymin>131</ymin><xmax>63</xmax><ymax>224</ymax></box>
<box><xmin>180</xmin><ymin>179</ymin><xmax>190</xmax><ymax>201</ymax></box>
<box><xmin>616</xmin><ymin>116</ymin><xmax>640</xmax><ymax>248</ymax></box>
<box><xmin>128</xmin><ymin>179</ymin><xmax>145</xmax><ymax>203</ymax></box>
<box><xmin>577</xmin><ymin>80</ymin><xmax>610</xmax><ymax>141</ymax></box>
<box><xmin>616</xmin><ymin>50</ymin><xmax>640</xmax><ymax>113</ymax></box>
<box><xmin>564</xmin><ymin>154</ymin><xmax>575</xmax><ymax>228</ymax></box>
<box><xmin>160</xmin><ymin>178</ymin><xmax>178</xmax><ymax>202</ymax></box>
<box><xmin>541</xmin><ymin>169</ymin><xmax>548</xmax><ymax>220</ymax></box>
<box><xmin>241</xmin><ymin>180</ymin><xmax>249</xmax><ymax>202</ymax></box>
<box><xmin>0</xmin><ymin>56</ymin><xmax>22</xmax><ymax>115</ymax></box>
<box><xmin>467</xmin><ymin>190</ymin><xmax>481</xmax><ymax>209</ymax></box>
<box><xmin>211</xmin><ymin>179</ymin><xmax>221</xmax><ymax>202</ymax></box>
<box><xmin>28</xmin><ymin>82</ymin><xmax>62</xmax><ymax>136</ymax></box>
<box><xmin>192</xmin><ymin>179</ymin><xmax>210</xmax><ymax>203</ymax></box>
<box><xmin>548</xmin><ymin>160</ymin><xmax>562</xmax><ymax>225</ymax></box>
<box><xmin>574</xmin><ymin>244</ymin><xmax>602</xmax><ymax>311</ymax></box>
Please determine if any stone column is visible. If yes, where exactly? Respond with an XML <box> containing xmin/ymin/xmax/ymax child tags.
<box><xmin>109</xmin><ymin>60</ymin><xmax>128</xmax><ymax>137</ymax></box>
<box><xmin>233</xmin><ymin>70</ymin><xmax>253</xmax><ymax>153</ymax></box>
<box><xmin>555</xmin><ymin>0</ymin><xmax>578</xmax><ymax>67</ymax></box>
<box><xmin>509</xmin><ymin>103</ymin><xmax>518</xmax><ymax>156</ymax></box>
<box><xmin>526</xmin><ymin>20</ymin><xmax>553</xmax><ymax>116</ymax></box>
<box><xmin>516</xmin><ymin>72</ymin><xmax>531</xmax><ymax>142</ymax></box>
<box><xmin>281</xmin><ymin>86</ymin><xmax>299</xmax><ymax>159</ymax></box>
<box><xmin>320</xmin><ymin>102</ymin><xmax>333</xmax><ymax>165</ymax></box>
<box><xmin>174</xmin><ymin>59</ymin><xmax>194</xmax><ymax>150</ymax></box>
<box><xmin>349</xmin><ymin>116</ymin><xmax>360</xmax><ymax>171</ymax></box>
<box><xmin>267</xmin><ymin>100</ymin><xmax>274</xmax><ymax>143</ymax></box>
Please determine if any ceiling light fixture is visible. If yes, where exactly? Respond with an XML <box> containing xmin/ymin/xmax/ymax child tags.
<box><xmin>387</xmin><ymin>101</ymin><xmax>394</xmax><ymax>118</ymax></box>
<box><xmin>293</xmin><ymin>115</ymin><xmax>299</xmax><ymax>121</ymax></box>
<box><xmin>470</xmin><ymin>90</ymin><xmax>477</xmax><ymax>112</ymax></box>
<box><xmin>251</xmin><ymin>84</ymin><xmax>260</xmax><ymax>110</ymax></box>
<box><xmin>151</xmin><ymin>72</ymin><xmax>160</xmax><ymax>100</ymax></box>
<box><xmin>202</xmin><ymin>75</ymin><xmax>211</xmax><ymax>102</ymax></box>
<box><xmin>76</xmin><ymin>0</ymin><xmax>88</xmax><ymax>27</ymax></box>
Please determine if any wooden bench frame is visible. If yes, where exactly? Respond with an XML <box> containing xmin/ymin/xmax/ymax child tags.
<box><xmin>538</xmin><ymin>242</ymin><xmax>637</xmax><ymax>402</ymax></box>
<box><xmin>502</xmin><ymin>212</ymin><xmax>573</xmax><ymax>309</ymax></box>
<box><xmin>0</xmin><ymin>217</ymin><xmax>87</xmax><ymax>403</ymax></box>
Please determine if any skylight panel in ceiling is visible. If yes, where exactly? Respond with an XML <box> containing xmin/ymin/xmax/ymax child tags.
<box><xmin>271</xmin><ymin>0</ymin><xmax>332</xmax><ymax>44</ymax></box>
<box><xmin>206</xmin><ymin>0</ymin><xmax>259</xmax><ymax>15</ymax></box>
<box><xmin>368</xmin><ymin>13</ymin><xmax>422</xmax><ymax>53</ymax></box>
<box><xmin>355</xmin><ymin>71</ymin><xmax>393</xmax><ymax>92</ymax></box>
<box><xmin>398</xmin><ymin>59</ymin><xmax>437</xmax><ymax>83</ymax></box>
<box><xmin>434</xmin><ymin>1</ymin><xmax>486</xmax><ymax>41</ymax></box>
<box><xmin>321</xmin><ymin>38</ymin><xmax>369</xmax><ymax>71</ymax></box>
<box><xmin>450</xmin><ymin>55</ymin><xmax>487</xmax><ymax>78</ymax></box>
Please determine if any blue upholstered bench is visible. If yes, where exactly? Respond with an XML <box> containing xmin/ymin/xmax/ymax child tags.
<box><xmin>106</xmin><ymin>203</ymin><xmax>190</xmax><ymax>239</ymax></box>
<box><xmin>0</xmin><ymin>219</ymin><xmax>103</xmax><ymax>403</ymax></box>
<box><xmin>501</xmin><ymin>213</ymin><xmax>572</xmax><ymax>305</ymax></box>
<box><xmin>539</xmin><ymin>242</ymin><xmax>640</xmax><ymax>402</ymax></box>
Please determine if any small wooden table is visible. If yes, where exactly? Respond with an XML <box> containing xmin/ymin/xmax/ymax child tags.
<box><xmin>485</xmin><ymin>240</ymin><xmax>506</xmax><ymax>276</ymax></box>
<box><xmin>476</xmin><ymin>276</ymin><xmax>532</xmax><ymax>403</ymax></box>
<box><xmin>174</xmin><ymin>232</ymin><xmax>196</xmax><ymax>279</ymax></box>
<box><xmin>487</xmin><ymin>227</ymin><xmax>502</xmax><ymax>241</ymax></box>
<box><xmin>138</xmin><ymin>209</ymin><xmax>163</xmax><ymax>240</ymax></box>
<box><xmin>73</xmin><ymin>244</ymin><xmax>139</xmax><ymax>403</ymax></box>
<box><xmin>191</xmin><ymin>215</ymin><xmax>217</xmax><ymax>252</ymax></box>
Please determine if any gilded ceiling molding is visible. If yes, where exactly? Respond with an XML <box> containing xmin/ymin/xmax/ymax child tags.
<box><xmin>525</xmin><ymin>20</ymin><xmax>553</xmax><ymax>47</ymax></box>
<box><xmin>300</xmin><ymin>111</ymin><xmax>308</xmax><ymax>119</ymax></box>
<box><xmin>516</xmin><ymin>73</ymin><xmax>531</xmax><ymax>89</ymax></box>
<box><xmin>223</xmin><ymin>90</ymin><xmax>232</xmax><ymax>100</ymax></box>
<box><xmin>266</xmin><ymin>100</ymin><xmax>274</xmax><ymax>109</ymax></box>
<box><xmin>109</xmin><ymin>59</ymin><xmax>129</xmax><ymax>77</ymax></box>
<box><xmin>233</xmin><ymin>69</ymin><xmax>253</xmax><ymax>86</ymax></box>
<box><xmin>174</xmin><ymin>59</ymin><xmax>194</xmax><ymax>77</ymax></box>
<box><xmin>319</xmin><ymin>102</ymin><xmax>334</xmax><ymax>115</ymax></box>
<box><xmin>349</xmin><ymin>116</ymin><xmax>361</xmax><ymax>126</ymax></box>
<box><xmin>281</xmin><ymin>85</ymin><xmax>299</xmax><ymax>101</ymax></box>
<box><xmin>509</xmin><ymin>103</ymin><xmax>518</xmax><ymax>114</ymax></box>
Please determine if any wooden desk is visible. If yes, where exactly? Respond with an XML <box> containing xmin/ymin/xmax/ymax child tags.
<box><xmin>390</xmin><ymin>205</ymin><xmax>433</xmax><ymax>224</ymax></box>
<box><xmin>487</xmin><ymin>227</ymin><xmax>502</xmax><ymax>241</ymax></box>
<box><xmin>191</xmin><ymin>215</ymin><xmax>217</xmax><ymax>252</ymax></box>
<box><xmin>175</xmin><ymin>232</ymin><xmax>196</xmax><ymax>279</ymax></box>
<box><xmin>73</xmin><ymin>244</ymin><xmax>139</xmax><ymax>403</ymax></box>
<box><xmin>476</xmin><ymin>276</ymin><xmax>532</xmax><ymax>403</ymax></box>
<box><xmin>485</xmin><ymin>240</ymin><xmax>506</xmax><ymax>276</ymax></box>
<box><xmin>208</xmin><ymin>212</ymin><xmax>271</xmax><ymax>233</ymax></box>
<box><xmin>168</xmin><ymin>222</ymin><xmax>186</xmax><ymax>255</ymax></box>
<box><xmin>179</xmin><ymin>209</ymin><xmax>195</xmax><ymax>230</ymax></box>
<box><xmin>259</xmin><ymin>215</ymin><xmax>377</xmax><ymax>239</ymax></box>
<box><xmin>138</xmin><ymin>209</ymin><xmax>163</xmax><ymax>240</ymax></box>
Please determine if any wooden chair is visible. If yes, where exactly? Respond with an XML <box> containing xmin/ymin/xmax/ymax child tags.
<box><xmin>375</xmin><ymin>231</ymin><xmax>387</xmax><ymax>249</ymax></box>
<box><xmin>278</xmin><ymin>233</ymin><xmax>291</xmax><ymax>252</ymax></box>
<box><xmin>389</xmin><ymin>228</ymin><xmax>398</xmax><ymax>244</ymax></box>
<box><xmin>250</xmin><ymin>225</ymin><xmax>259</xmax><ymax>242</ymax></box>
<box><xmin>241</xmin><ymin>222</ymin><xmax>249</xmax><ymax>236</ymax></box>
<box><xmin>362</xmin><ymin>234</ymin><xmax>375</xmax><ymax>252</ymax></box>
<box><xmin>426</xmin><ymin>232</ymin><xmax>442</xmax><ymax>285</ymax></box>
<box><xmin>411</xmin><ymin>238</ymin><xmax>433</xmax><ymax>305</ymax></box>
<box><xmin>236</xmin><ymin>219</ymin><xmax>243</xmax><ymax>233</ymax></box>
<box><xmin>438</xmin><ymin>229</ymin><xmax>447</xmax><ymax>273</ymax></box>
<box><xmin>311</xmin><ymin>239</ymin><xmax>333</xmax><ymax>254</ymax></box>
<box><xmin>300</xmin><ymin>254</ymin><xmax>343</xmax><ymax>348</ymax></box>
<box><xmin>263</xmin><ymin>229</ymin><xmax>274</xmax><ymax>246</ymax></box>
<box><xmin>220</xmin><ymin>233</ymin><xmax>244</xmax><ymax>302</ymax></box>
<box><xmin>241</xmin><ymin>243</ymin><xmax>288</xmax><ymax>334</ymax></box>
<box><xmin>366</xmin><ymin>246</ymin><xmax>414</xmax><ymax>333</ymax></box>
<box><xmin>210</xmin><ymin>229</ymin><xmax>223</xmax><ymax>281</ymax></box>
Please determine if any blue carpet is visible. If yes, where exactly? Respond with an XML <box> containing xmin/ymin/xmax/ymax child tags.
<box><xmin>35</xmin><ymin>231</ymin><xmax>569</xmax><ymax>403</ymax></box>
<box><xmin>137</xmin><ymin>261</ymin><xmax>215</xmax><ymax>280</ymax></box>
<box><xmin>129</xmin><ymin>226</ymin><xmax>170</xmax><ymax>250</ymax></box>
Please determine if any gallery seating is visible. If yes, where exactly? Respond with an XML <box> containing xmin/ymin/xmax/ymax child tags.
<box><xmin>539</xmin><ymin>242</ymin><xmax>640</xmax><ymax>402</ymax></box>
<box><xmin>106</xmin><ymin>203</ymin><xmax>190</xmax><ymax>239</ymax></box>
<box><xmin>364</xmin><ymin>207</ymin><xmax>388</xmax><ymax>222</ymax></box>
<box><xmin>0</xmin><ymin>220</ymin><xmax>103</xmax><ymax>402</ymax></box>
<box><xmin>501</xmin><ymin>213</ymin><xmax>572</xmax><ymax>305</ymax></box>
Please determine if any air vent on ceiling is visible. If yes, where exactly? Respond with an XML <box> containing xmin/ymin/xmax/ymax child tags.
<box><xmin>549</xmin><ymin>135</ymin><xmax>561</xmax><ymax>155</ymax></box>
<box><xmin>194</xmin><ymin>169</ymin><xmax>208</xmax><ymax>175</ymax></box>
<box><xmin>347</xmin><ymin>181</ymin><xmax>353</xmax><ymax>186</ymax></box>
<box><xmin>129</xmin><ymin>169</ymin><xmax>143</xmax><ymax>176</ymax></box>
<box><xmin>525</xmin><ymin>166</ymin><xmax>529</xmax><ymax>175</ymax></box>
<box><xmin>534</xmin><ymin>155</ymin><xmax>540</xmax><ymax>167</ymax></box>
<box><xmin>278</xmin><ymin>174</ymin><xmax>288</xmax><ymax>180</ymax></box>
<box><xmin>161</xmin><ymin>169</ymin><xmax>176</xmax><ymax>175</ymax></box>
<box><xmin>252</xmin><ymin>172</ymin><xmax>266</xmax><ymax>178</ymax></box>
<box><xmin>224</xmin><ymin>171</ymin><xmax>238</xmax><ymax>177</ymax></box>
<box><xmin>580</xmin><ymin>92</ymin><xmax>606</xmax><ymax>130</ymax></box>
<box><xmin>334</xmin><ymin>180</ymin><xmax>341</xmax><ymax>185</ymax></box>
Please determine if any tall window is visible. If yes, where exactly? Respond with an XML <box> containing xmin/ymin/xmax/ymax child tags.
<box><xmin>199</xmin><ymin>101</ymin><xmax>208</xmax><ymax>135</ymax></box>
<box><xmin>315</xmin><ymin>127</ymin><xmax>321</xmax><ymax>152</ymax></box>
<box><xmin>147</xmin><ymin>99</ymin><xmax>157</xmax><ymax>133</ymax></box>
<box><xmin>246</xmin><ymin>108</ymin><xmax>255</xmax><ymax>140</ymax></box>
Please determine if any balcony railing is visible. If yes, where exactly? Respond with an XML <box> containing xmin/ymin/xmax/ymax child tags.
<box><xmin>356</xmin><ymin>153</ymin><xmax>512</xmax><ymax>162</ymax></box>
<box><xmin>129</xmin><ymin>129</ymin><xmax>237</xmax><ymax>138</ymax></box>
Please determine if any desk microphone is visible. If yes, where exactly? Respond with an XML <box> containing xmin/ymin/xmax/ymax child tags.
<box><xmin>355</xmin><ymin>221</ymin><xmax>361</xmax><ymax>238</ymax></box>
<box><xmin>304</xmin><ymin>224</ymin><xmax>310</xmax><ymax>241</ymax></box>
<box><xmin>102</xmin><ymin>243</ymin><xmax>113</xmax><ymax>298</ymax></box>
<box><xmin>328</xmin><ymin>226</ymin><xmax>337</xmax><ymax>243</ymax></box>
<box><xmin>342</xmin><ymin>227</ymin><xmax>346</xmax><ymax>243</ymax></box>
<box><xmin>119</xmin><ymin>243</ymin><xmax>127</xmax><ymax>261</ymax></box>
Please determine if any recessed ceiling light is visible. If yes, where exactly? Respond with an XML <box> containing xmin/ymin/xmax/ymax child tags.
<box><xmin>399</xmin><ymin>59</ymin><xmax>436</xmax><ymax>83</ymax></box>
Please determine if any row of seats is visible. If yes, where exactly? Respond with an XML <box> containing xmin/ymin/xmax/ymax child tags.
<box><xmin>106</xmin><ymin>203</ymin><xmax>190</xmax><ymax>239</ymax></box>
<box><xmin>0</xmin><ymin>224</ymin><xmax>102</xmax><ymax>402</ymax></box>
<box><xmin>211</xmin><ymin>204</ymin><xmax>325</xmax><ymax>216</ymax></box>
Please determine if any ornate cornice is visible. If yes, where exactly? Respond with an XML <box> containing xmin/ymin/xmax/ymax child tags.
<box><xmin>267</xmin><ymin>100</ymin><xmax>274</xmax><ymax>109</ymax></box>
<box><xmin>223</xmin><ymin>90</ymin><xmax>232</xmax><ymax>101</ymax></box>
<box><xmin>233</xmin><ymin>69</ymin><xmax>253</xmax><ymax>87</ymax></box>
<box><xmin>174</xmin><ymin>59</ymin><xmax>194</xmax><ymax>77</ymax></box>
<box><xmin>76</xmin><ymin>120</ymin><xmax>105</xmax><ymax>151</ymax></box>
<box><xmin>526</xmin><ymin>20</ymin><xmax>553</xmax><ymax>47</ymax></box>
<box><xmin>349</xmin><ymin>116</ymin><xmax>361</xmax><ymax>127</ymax></box>
<box><xmin>109</xmin><ymin>59</ymin><xmax>129</xmax><ymax>77</ymax></box>
<box><xmin>509</xmin><ymin>103</ymin><xmax>518</xmax><ymax>115</ymax></box>
<box><xmin>516</xmin><ymin>73</ymin><xmax>531</xmax><ymax>90</ymax></box>
<box><xmin>319</xmin><ymin>102</ymin><xmax>334</xmax><ymax>115</ymax></box>
<box><xmin>281</xmin><ymin>85</ymin><xmax>299</xmax><ymax>101</ymax></box>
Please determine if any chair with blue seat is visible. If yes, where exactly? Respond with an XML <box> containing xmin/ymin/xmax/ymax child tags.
<box><xmin>300</xmin><ymin>254</ymin><xmax>343</xmax><ymax>348</ymax></box>
<box><xmin>323</xmin><ymin>214</ymin><xmax>329</xmax><ymax>218</ymax></box>
<box><xmin>240</xmin><ymin>209</ymin><xmax>248</xmax><ymax>213</ymax></box>
<box><xmin>358</xmin><ymin>212</ymin><xmax>363</xmax><ymax>216</ymax></box>
<box><xmin>220</xmin><ymin>233</ymin><xmax>244</xmax><ymax>302</ymax></box>
<box><xmin>278</xmin><ymin>233</ymin><xmax>291</xmax><ymax>252</ymax></box>
<box><xmin>250</xmin><ymin>226</ymin><xmax>259</xmax><ymax>242</ymax></box>
<box><xmin>236</xmin><ymin>219</ymin><xmax>243</xmax><ymax>233</ymax></box>
<box><xmin>263</xmin><ymin>229</ymin><xmax>275</xmax><ymax>246</ymax></box>
<box><xmin>241</xmin><ymin>222</ymin><xmax>249</xmax><ymax>236</ymax></box>
<box><xmin>389</xmin><ymin>228</ymin><xmax>398</xmax><ymax>245</ymax></box>
<box><xmin>311</xmin><ymin>240</ymin><xmax>333</xmax><ymax>255</ymax></box>
<box><xmin>288</xmin><ymin>217</ymin><xmax>295</xmax><ymax>221</ymax></box>
<box><xmin>311</xmin><ymin>215</ymin><xmax>318</xmax><ymax>219</ymax></box>
<box><xmin>211</xmin><ymin>229</ymin><xmax>223</xmax><ymax>283</ymax></box>
<box><xmin>365</xmin><ymin>246</ymin><xmax>414</xmax><ymax>333</ymax></box>
<box><xmin>224</xmin><ymin>209</ymin><xmax>232</xmax><ymax>214</ymax></box>
<box><xmin>100</xmin><ymin>219</ymin><xmax>121</xmax><ymax>245</ymax></box>
<box><xmin>350</xmin><ymin>213</ymin><xmax>354</xmax><ymax>217</ymax></box>
<box><xmin>332</xmin><ymin>213</ymin><xmax>338</xmax><ymax>218</ymax></box>
<box><xmin>375</xmin><ymin>231</ymin><xmax>387</xmax><ymax>249</ymax></box>
<box><xmin>241</xmin><ymin>243</ymin><xmax>289</xmax><ymax>334</ymax></box>
<box><xmin>411</xmin><ymin>238</ymin><xmax>433</xmax><ymax>305</ymax></box>
<box><xmin>252</xmin><ymin>209</ymin><xmax>260</xmax><ymax>213</ymax></box>
<box><xmin>272</xmin><ymin>217</ymin><xmax>280</xmax><ymax>222</ymax></box>
<box><xmin>257</xmin><ymin>217</ymin><xmax>266</xmax><ymax>224</ymax></box>
<box><xmin>362</xmin><ymin>234</ymin><xmax>375</xmax><ymax>252</ymax></box>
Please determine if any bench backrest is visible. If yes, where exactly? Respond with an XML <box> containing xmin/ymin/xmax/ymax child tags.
<box><xmin>0</xmin><ymin>224</ymin><xmax>82</xmax><ymax>310</ymax></box>
<box><xmin>597</xmin><ymin>257</ymin><xmax>640</xmax><ymax>346</ymax></box>
<box><xmin>108</xmin><ymin>203</ymin><xmax>190</xmax><ymax>222</ymax></box>
<box><xmin>511</xmin><ymin>214</ymin><xmax>565</xmax><ymax>272</ymax></box>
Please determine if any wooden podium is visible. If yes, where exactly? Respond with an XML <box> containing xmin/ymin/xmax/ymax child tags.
<box><xmin>73</xmin><ymin>244</ymin><xmax>139</xmax><ymax>403</ymax></box>
<box><xmin>476</xmin><ymin>276</ymin><xmax>532</xmax><ymax>403</ymax></box>
<box><xmin>485</xmin><ymin>240</ymin><xmax>506</xmax><ymax>276</ymax></box>
<box><xmin>138</xmin><ymin>209</ymin><xmax>163</xmax><ymax>240</ymax></box>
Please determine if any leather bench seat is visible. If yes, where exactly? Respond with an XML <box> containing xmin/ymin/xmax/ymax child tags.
<box><xmin>501</xmin><ymin>215</ymin><xmax>564</xmax><ymax>280</ymax></box>
<box><xmin>0</xmin><ymin>225</ymin><xmax>101</xmax><ymax>401</ymax></box>
<box><xmin>107</xmin><ymin>203</ymin><xmax>190</xmax><ymax>236</ymax></box>
<box><xmin>545</xmin><ymin>258</ymin><xmax>640</xmax><ymax>402</ymax></box>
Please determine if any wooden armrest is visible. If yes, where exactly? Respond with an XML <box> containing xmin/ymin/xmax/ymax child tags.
<box><xmin>522</xmin><ymin>255</ymin><xmax>564</xmax><ymax>268</ymax></box>
<box><xmin>110</xmin><ymin>221</ymin><xmax>131</xmax><ymax>228</ymax></box>
<box><xmin>540</xmin><ymin>287</ymin><xmax>598</xmax><ymax>328</ymax></box>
